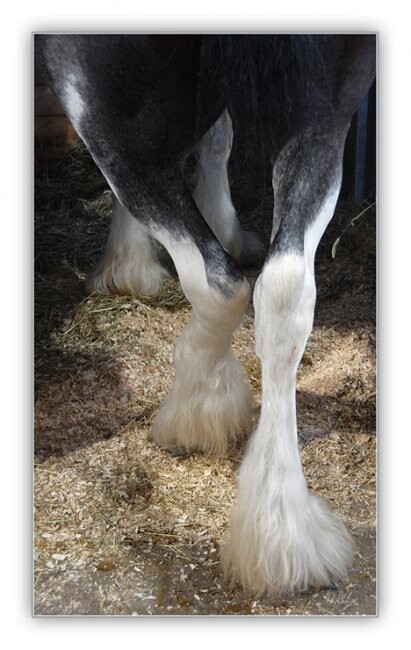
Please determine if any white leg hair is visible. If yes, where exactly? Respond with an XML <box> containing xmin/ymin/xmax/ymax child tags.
<box><xmin>193</xmin><ymin>110</ymin><xmax>265</xmax><ymax>265</ymax></box>
<box><xmin>150</xmin><ymin>232</ymin><xmax>253</xmax><ymax>454</ymax></box>
<box><xmin>86</xmin><ymin>197</ymin><xmax>171</xmax><ymax>296</ymax></box>
<box><xmin>222</xmin><ymin>183</ymin><xmax>354</xmax><ymax>595</ymax></box>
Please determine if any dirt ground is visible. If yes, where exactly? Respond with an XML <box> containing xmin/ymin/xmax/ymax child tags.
<box><xmin>34</xmin><ymin>142</ymin><xmax>376</xmax><ymax>616</ymax></box>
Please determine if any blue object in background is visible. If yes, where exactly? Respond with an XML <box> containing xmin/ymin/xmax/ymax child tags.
<box><xmin>341</xmin><ymin>80</ymin><xmax>376</xmax><ymax>202</ymax></box>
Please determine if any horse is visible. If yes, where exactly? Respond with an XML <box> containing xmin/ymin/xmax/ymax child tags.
<box><xmin>35</xmin><ymin>34</ymin><xmax>376</xmax><ymax>596</ymax></box>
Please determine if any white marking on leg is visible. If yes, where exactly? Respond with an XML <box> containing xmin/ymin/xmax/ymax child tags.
<box><xmin>149</xmin><ymin>232</ymin><xmax>253</xmax><ymax>453</ymax></box>
<box><xmin>222</xmin><ymin>181</ymin><xmax>353</xmax><ymax>595</ymax></box>
<box><xmin>86</xmin><ymin>198</ymin><xmax>170</xmax><ymax>296</ymax></box>
<box><xmin>193</xmin><ymin>111</ymin><xmax>265</xmax><ymax>264</ymax></box>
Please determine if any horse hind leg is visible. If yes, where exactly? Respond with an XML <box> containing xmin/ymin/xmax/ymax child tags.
<box><xmin>222</xmin><ymin>126</ymin><xmax>354</xmax><ymax>595</ymax></box>
<box><xmin>90</xmin><ymin>168</ymin><xmax>253</xmax><ymax>454</ymax></box>
<box><xmin>89</xmin><ymin>167</ymin><xmax>254</xmax><ymax>453</ymax></box>
<box><xmin>148</xmin><ymin>181</ymin><xmax>254</xmax><ymax>454</ymax></box>
<box><xmin>193</xmin><ymin>109</ymin><xmax>266</xmax><ymax>267</ymax></box>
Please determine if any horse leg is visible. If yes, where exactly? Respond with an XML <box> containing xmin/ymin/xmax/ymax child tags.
<box><xmin>145</xmin><ymin>168</ymin><xmax>254</xmax><ymax>453</ymax></box>
<box><xmin>222</xmin><ymin>125</ymin><xmax>354</xmax><ymax>595</ymax></box>
<box><xmin>86</xmin><ymin>196</ymin><xmax>171</xmax><ymax>296</ymax></box>
<box><xmin>193</xmin><ymin>110</ymin><xmax>265</xmax><ymax>266</ymax></box>
<box><xmin>88</xmin><ymin>168</ymin><xmax>253</xmax><ymax>454</ymax></box>
<box><xmin>89</xmin><ymin>168</ymin><xmax>253</xmax><ymax>453</ymax></box>
<box><xmin>89</xmin><ymin>167</ymin><xmax>253</xmax><ymax>452</ymax></box>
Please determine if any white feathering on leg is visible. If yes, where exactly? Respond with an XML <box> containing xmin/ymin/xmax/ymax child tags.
<box><xmin>150</xmin><ymin>234</ymin><xmax>254</xmax><ymax>454</ymax></box>
<box><xmin>222</xmin><ymin>184</ymin><xmax>353</xmax><ymax>595</ymax></box>
<box><xmin>86</xmin><ymin>198</ymin><xmax>170</xmax><ymax>296</ymax></box>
